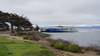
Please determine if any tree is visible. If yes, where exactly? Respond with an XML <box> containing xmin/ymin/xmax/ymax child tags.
<box><xmin>0</xmin><ymin>11</ymin><xmax>33</xmax><ymax>32</ymax></box>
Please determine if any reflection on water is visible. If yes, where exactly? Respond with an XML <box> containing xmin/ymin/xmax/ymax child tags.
<box><xmin>44</xmin><ymin>28</ymin><xmax>100</xmax><ymax>47</ymax></box>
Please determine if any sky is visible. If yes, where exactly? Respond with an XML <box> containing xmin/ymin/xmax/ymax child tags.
<box><xmin>0</xmin><ymin>0</ymin><xmax>100</xmax><ymax>25</ymax></box>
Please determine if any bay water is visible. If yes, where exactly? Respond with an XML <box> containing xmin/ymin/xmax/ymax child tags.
<box><xmin>44</xmin><ymin>28</ymin><xmax>100</xmax><ymax>47</ymax></box>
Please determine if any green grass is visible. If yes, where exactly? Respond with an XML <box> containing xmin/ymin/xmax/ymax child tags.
<box><xmin>0</xmin><ymin>36</ymin><xmax>54</xmax><ymax>56</ymax></box>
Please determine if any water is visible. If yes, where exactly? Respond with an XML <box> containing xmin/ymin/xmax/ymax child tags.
<box><xmin>44</xmin><ymin>28</ymin><xmax>100</xmax><ymax>47</ymax></box>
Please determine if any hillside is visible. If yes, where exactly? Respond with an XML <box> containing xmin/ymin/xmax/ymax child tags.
<box><xmin>0</xmin><ymin>36</ymin><xmax>54</xmax><ymax>56</ymax></box>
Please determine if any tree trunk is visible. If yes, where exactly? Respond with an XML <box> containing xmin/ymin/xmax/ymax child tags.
<box><xmin>10</xmin><ymin>21</ymin><xmax>14</xmax><ymax>33</ymax></box>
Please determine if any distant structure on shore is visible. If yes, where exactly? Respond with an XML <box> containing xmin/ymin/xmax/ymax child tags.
<box><xmin>40</xmin><ymin>26</ymin><xmax>77</xmax><ymax>32</ymax></box>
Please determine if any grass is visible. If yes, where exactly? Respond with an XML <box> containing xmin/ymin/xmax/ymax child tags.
<box><xmin>0</xmin><ymin>36</ymin><xmax>54</xmax><ymax>56</ymax></box>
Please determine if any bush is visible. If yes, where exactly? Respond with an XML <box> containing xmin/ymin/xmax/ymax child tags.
<box><xmin>64</xmin><ymin>44</ymin><xmax>81</xmax><ymax>53</ymax></box>
<box><xmin>51</xmin><ymin>39</ymin><xmax>81</xmax><ymax>53</ymax></box>
<box><xmin>17</xmin><ymin>31</ymin><xmax>50</xmax><ymax>41</ymax></box>
<box><xmin>51</xmin><ymin>42</ymin><xmax>65</xmax><ymax>50</ymax></box>
<box><xmin>16</xmin><ymin>32</ymin><xmax>27</xmax><ymax>36</ymax></box>
<box><xmin>23</xmin><ymin>35</ymin><xmax>40</xmax><ymax>41</ymax></box>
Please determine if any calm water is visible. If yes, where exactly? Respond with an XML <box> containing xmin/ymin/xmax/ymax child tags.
<box><xmin>44</xmin><ymin>28</ymin><xmax>100</xmax><ymax>47</ymax></box>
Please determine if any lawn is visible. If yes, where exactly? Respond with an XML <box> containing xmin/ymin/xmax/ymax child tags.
<box><xmin>0</xmin><ymin>36</ymin><xmax>54</xmax><ymax>56</ymax></box>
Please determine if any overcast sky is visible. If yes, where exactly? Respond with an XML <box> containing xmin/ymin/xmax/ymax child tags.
<box><xmin>0</xmin><ymin>0</ymin><xmax>100</xmax><ymax>25</ymax></box>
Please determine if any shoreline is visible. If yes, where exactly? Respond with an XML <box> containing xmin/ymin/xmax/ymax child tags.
<box><xmin>0</xmin><ymin>32</ymin><xmax>100</xmax><ymax>56</ymax></box>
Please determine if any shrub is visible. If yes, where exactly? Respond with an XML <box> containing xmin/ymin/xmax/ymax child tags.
<box><xmin>23</xmin><ymin>35</ymin><xmax>40</xmax><ymax>41</ymax></box>
<box><xmin>17</xmin><ymin>31</ymin><xmax>50</xmax><ymax>41</ymax></box>
<box><xmin>64</xmin><ymin>44</ymin><xmax>81</xmax><ymax>53</ymax></box>
<box><xmin>51</xmin><ymin>39</ymin><xmax>81</xmax><ymax>53</ymax></box>
<box><xmin>51</xmin><ymin>41</ymin><xmax>65</xmax><ymax>50</ymax></box>
<box><xmin>16</xmin><ymin>32</ymin><xmax>27</xmax><ymax>36</ymax></box>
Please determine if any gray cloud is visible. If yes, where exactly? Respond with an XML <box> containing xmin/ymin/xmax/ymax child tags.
<box><xmin>0</xmin><ymin>0</ymin><xmax>100</xmax><ymax>25</ymax></box>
